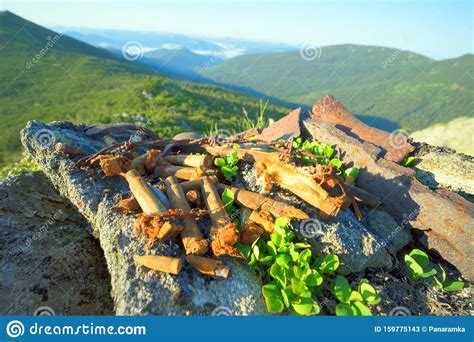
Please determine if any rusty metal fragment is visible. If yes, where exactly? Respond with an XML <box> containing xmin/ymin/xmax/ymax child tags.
<box><xmin>312</xmin><ymin>95</ymin><xmax>415</xmax><ymax>163</ymax></box>
<box><xmin>303</xmin><ymin>117</ymin><xmax>474</xmax><ymax>280</ymax></box>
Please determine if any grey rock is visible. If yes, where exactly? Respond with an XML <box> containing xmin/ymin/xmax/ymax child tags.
<box><xmin>0</xmin><ymin>172</ymin><xmax>113</xmax><ymax>315</ymax></box>
<box><xmin>414</xmin><ymin>151</ymin><xmax>474</xmax><ymax>200</ymax></box>
<box><xmin>21</xmin><ymin>120</ymin><xmax>265</xmax><ymax>315</ymax></box>
<box><xmin>361</xmin><ymin>207</ymin><xmax>412</xmax><ymax>254</ymax></box>
<box><xmin>239</xmin><ymin>164</ymin><xmax>408</xmax><ymax>274</ymax></box>
<box><xmin>299</xmin><ymin>210</ymin><xmax>397</xmax><ymax>274</ymax></box>
<box><xmin>411</xmin><ymin>116</ymin><xmax>474</xmax><ymax>157</ymax></box>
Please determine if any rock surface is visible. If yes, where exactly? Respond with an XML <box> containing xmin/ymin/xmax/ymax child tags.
<box><xmin>301</xmin><ymin>209</ymin><xmax>409</xmax><ymax>274</ymax></box>
<box><xmin>21</xmin><ymin>121</ymin><xmax>265</xmax><ymax>315</ymax></box>
<box><xmin>301</xmin><ymin>117</ymin><xmax>474</xmax><ymax>281</ymax></box>
<box><xmin>238</xmin><ymin>164</ymin><xmax>411</xmax><ymax>274</ymax></box>
<box><xmin>411</xmin><ymin>117</ymin><xmax>474</xmax><ymax>157</ymax></box>
<box><xmin>413</xmin><ymin>149</ymin><xmax>474</xmax><ymax>201</ymax></box>
<box><xmin>0</xmin><ymin>172</ymin><xmax>113</xmax><ymax>315</ymax></box>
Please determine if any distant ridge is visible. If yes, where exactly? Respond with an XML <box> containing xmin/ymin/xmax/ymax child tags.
<box><xmin>201</xmin><ymin>44</ymin><xmax>473</xmax><ymax>130</ymax></box>
<box><xmin>0</xmin><ymin>11</ymin><xmax>289</xmax><ymax>165</ymax></box>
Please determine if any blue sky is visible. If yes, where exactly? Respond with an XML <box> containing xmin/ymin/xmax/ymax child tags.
<box><xmin>1</xmin><ymin>0</ymin><xmax>473</xmax><ymax>59</ymax></box>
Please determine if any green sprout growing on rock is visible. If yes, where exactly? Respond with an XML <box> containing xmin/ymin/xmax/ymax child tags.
<box><xmin>333</xmin><ymin>276</ymin><xmax>381</xmax><ymax>316</ymax></box>
<box><xmin>237</xmin><ymin>217</ymin><xmax>380</xmax><ymax>316</ymax></box>
<box><xmin>214</xmin><ymin>150</ymin><xmax>239</xmax><ymax>179</ymax></box>
<box><xmin>404</xmin><ymin>248</ymin><xmax>464</xmax><ymax>291</ymax></box>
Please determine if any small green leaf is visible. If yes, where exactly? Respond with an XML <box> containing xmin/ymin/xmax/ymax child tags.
<box><xmin>248</xmin><ymin>253</ymin><xmax>257</xmax><ymax>267</ymax></box>
<box><xmin>270</xmin><ymin>263</ymin><xmax>286</xmax><ymax>286</ymax></box>
<box><xmin>276</xmin><ymin>253</ymin><xmax>291</xmax><ymax>268</ymax></box>
<box><xmin>334</xmin><ymin>276</ymin><xmax>352</xmax><ymax>303</ymax></box>
<box><xmin>344</xmin><ymin>167</ymin><xmax>360</xmax><ymax>178</ymax></box>
<box><xmin>280</xmin><ymin>288</ymin><xmax>290</xmax><ymax>308</ymax></box>
<box><xmin>292</xmin><ymin>137</ymin><xmax>302</xmax><ymax>148</ymax></box>
<box><xmin>358</xmin><ymin>280</ymin><xmax>380</xmax><ymax>304</ymax></box>
<box><xmin>230</xmin><ymin>151</ymin><xmax>239</xmax><ymax>163</ymax></box>
<box><xmin>330</xmin><ymin>158</ymin><xmax>343</xmax><ymax>168</ymax></box>
<box><xmin>348</xmin><ymin>290</ymin><xmax>363</xmax><ymax>302</ymax></box>
<box><xmin>438</xmin><ymin>264</ymin><xmax>447</xmax><ymax>283</ymax></box>
<box><xmin>262</xmin><ymin>283</ymin><xmax>280</xmax><ymax>299</ymax></box>
<box><xmin>319</xmin><ymin>254</ymin><xmax>340</xmax><ymax>274</ymax></box>
<box><xmin>221</xmin><ymin>165</ymin><xmax>233</xmax><ymax>174</ymax></box>
<box><xmin>265</xmin><ymin>296</ymin><xmax>284</xmax><ymax>314</ymax></box>
<box><xmin>336</xmin><ymin>303</ymin><xmax>356</xmax><ymax>316</ymax></box>
<box><xmin>259</xmin><ymin>255</ymin><xmax>274</xmax><ymax>265</ymax></box>
<box><xmin>253</xmin><ymin>242</ymin><xmax>262</xmax><ymax>259</ymax></box>
<box><xmin>293</xmin><ymin>242</ymin><xmax>311</xmax><ymax>249</ymax></box>
<box><xmin>419</xmin><ymin>268</ymin><xmax>437</xmax><ymax>278</ymax></box>
<box><xmin>299</xmin><ymin>248</ymin><xmax>312</xmax><ymax>264</ymax></box>
<box><xmin>274</xmin><ymin>217</ymin><xmax>288</xmax><ymax>230</ymax></box>
<box><xmin>401</xmin><ymin>156</ymin><xmax>415</xmax><ymax>167</ymax></box>
<box><xmin>214</xmin><ymin>158</ymin><xmax>226</xmax><ymax>166</ymax></box>
<box><xmin>293</xmin><ymin>266</ymin><xmax>306</xmax><ymax>279</ymax></box>
<box><xmin>443</xmin><ymin>281</ymin><xmax>464</xmax><ymax>292</ymax></box>
<box><xmin>404</xmin><ymin>254</ymin><xmax>424</xmax><ymax>277</ymax></box>
<box><xmin>291</xmin><ymin>278</ymin><xmax>307</xmax><ymax>295</ymax></box>
<box><xmin>267</xmin><ymin>241</ymin><xmax>277</xmax><ymax>257</ymax></box>
<box><xmin>270</xmin><ymin>233</ymin><xmax>283</xmax><ymax>247</ymax></box>
<box><xmin>236</xmin><ymin>243</ymin><xmax>251</xmax><ymax>260</ymax></box>
<box><xmin>409</xmin><ymin>249</ymin><xmax>430</xmax><ymax>268</ymax></box>
<box><xmin>323</xmin><ymin>144</ymin><xmax>334</xmax><ymax>158</ymax></box>
<box><xmin>291</xmin><ymin>297</ymin><xmax>318</xmax><ymax>316</ymax></box>
<box><xmin>433</xmin><ymin>275</ymin><xmax>444</xmax><ymax>288</ymax></box>
<box><xmin>352</xmin><ymin>301</ymin><xmax>372</xmax><ymax>316</ymax></box>
<box><xmin>221</xmin><ymin>188</ymin><xmax>235</xmax><ymax>210</ymax></box>
<box><xmin>305</xmin><ymin>269</ymin><xmax>323</xmax><ymax>287</ymax></box>
<box><xmin>289</xmin><ymin>245</ymin><xmax>299</xmax><ymax>261</ymax></box>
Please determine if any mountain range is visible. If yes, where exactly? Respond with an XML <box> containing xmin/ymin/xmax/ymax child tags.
<box><xmin>54</xmin><ymin>27</ymin><xmax>296</xmax><ymax>59</ymax></box>
<box><xmin>201</xmin><ymin>46</ymin><xmax>474</xmax><ymax>131</ymax></box>
<box><xmin>0</xmin><ymin>11</ymin><xmax>289</xmax><ymax>166</ymax></box>
<box><xmin>63</xmin><ymin>26</ymin><xmax>473</xmax><ymax>132</ymax></box>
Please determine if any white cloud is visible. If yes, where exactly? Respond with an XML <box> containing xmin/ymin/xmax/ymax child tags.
<box><xmin>191</xmin><ymin>48</ymin><xmax>245</xmax><ymax>59</ymax></box>
<box><xmin>161</xmin><ymin>43</ymin><xmax>181</xmax><ymax>49</ymax></box>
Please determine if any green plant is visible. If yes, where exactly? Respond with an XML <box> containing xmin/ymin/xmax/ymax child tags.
<box><xmin>292</xmin><ymin>137</ymin><xmax>343</xmax><ymax>174</ymax></box>
<box><xmin>343</xmin><ymin>167</ymin><xmax>360</xmax><ymax>183</ymax></box>
<box><xmin>404</xmin><ymin>248</ymin><xmax>437</xmax><ymax>280</ymax></box>
<box><xmin>221</xmin><ymin>188</ymin><xmax>241</xmax><ymax>224</ymax></box>
<box><xmin>0</xmin><ymin>153</ymin><xmax>41</xmax><ymax>178</ymax></box>
<box><xmin>333</xmin><ymin>276</ymin><xmax>380</xmax><ymax>316</ymax></box>
<box><xmin>238</xmin><ymin>217</ymin><xmax>343</xmax><ymax>315</ymax></box>
<box><xmin>214</xmin><ymin>150</ymin><xmax>239</xmax><ymax>179</ymax></box>
<box><xmin>433</xmin><ymin>264</ymin><xmax>465</xmax><ymax>291</ymax></box>
<box><xmin>241</xmin><ymin>99</ymin><xmax>269</xmax><ymax>131</ymax></box>
<box><xmin>404</xmin><ymin>249</ymin><xmax>464</xmax><ymax>291</ymax></box>
<box><xmin>401</xmin><ymin>156</ymin><xmax>415</xmax><ymax>167</ymax></box>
